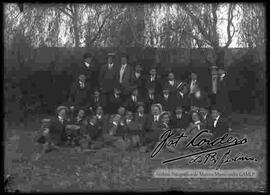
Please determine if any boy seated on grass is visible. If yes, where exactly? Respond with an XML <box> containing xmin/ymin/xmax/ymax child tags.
<box><xmin>103</xmin><ymin>114</ymin><xmax>129</xmax><ymax>151</ymax></box>
<box><xmin>35</xmin><ymin>106</ymin><xmax>69</xmax><ymax>160</ymax></box>
<box><xmin>65</xmin><ymin>108</ymin><xmax>87</xmax><ymax>147</ymax></box>
<box><xmin>79</xmin><ymin>115</ymin><xmax>104</xmax><ymax>151</ymax></box>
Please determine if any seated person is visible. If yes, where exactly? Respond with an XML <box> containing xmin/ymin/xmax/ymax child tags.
<box><xmin>117</xmin><ymin>106</ymin><xmax>126</xmax><ymax>125</ymax></box>
<box><xmin>68</xmin><ymin>74</ymin><xmax>91</xmax><ymax>112</ymax></box>
<box><xmin>124</xmin><ymin>86</ymin><xmax>143</xmax><ymax>113</ymax></box>
<box><xmin>65</xmin><ymin>109</ymin><xmax>87</xmax><ymax>146</ymax></box>
<box><xmin>107</xmin><ymin>86</ymin><xmax>123</xmax><ymax>114</ymax></box>
<box><xmin>170</xmin><ymin>106</ymin><xmax>190</xmax><ymax>130</ymax></box>
<box><xmin>186</xmin><ymin>110</ymin><xmax>206</xmax><ymax>135</ymax></box>
<box><xmin>157</xmin><ymin>86</ymin><xmax>177</xmax><ymax>114</ymax></box>
<box><xmin>36</xmin><ymin>106</ymin><xmax>68</xmax><ymax>160</ymax></box>
<box><xmin>144</xmin><ymin>86</ymin><xmax>158</xmax><ymax>114</ymax></box>
<box><xmin>103</xmin><ymin>114</ymin><xmax>128</xmax><ymax>150</ymax></box>
<box><xmin>210</xmin><ymin>106</ymin><xmax>229</xmax><ymax>139</ymax></box>
<box><xmin>81</xmin><ymin>115</ymin><xmax>104</xmax><ymax>150</ymax></box>
<box><xmin>95</xmin><ymin>106</ymin><xmax>108</xmax><ymax>131</ymax></box>
<box><xmin>142</xmin><ymin>103</ymin><xmax>163</xmax><ymax>151</ymax></box>
<box><xmin>190</xmin><ymin>87</ymin><xmax>210</xmax><ymax>110</ymax></box>
<box><xmin>159</xmin><ymin>111</ymin><xmax>171</xmax><ymax>130</ymax></box>
<box><xmin>134</xmin><ymin>102</ymin><xmax>148</xmax><ymax>134</ymax></box>
<box><xmin>123</xmin><ymin>110</ymin><xmax>142</xmax><ymax>148</ymax></box>
<box><xmin>199</xmin><ymin>106</ymin><xmax>212</xmax><ymax>129</ymax></box>
<box><xmin>88</xmin><ymin>88</ymin><xmax>106</xmax><ymax>114</ymax></box>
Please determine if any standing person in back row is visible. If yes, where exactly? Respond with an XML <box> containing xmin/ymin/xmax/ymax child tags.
<box><xmin>99</xmin><ymin>52</ymin><xmax>118</xmax><ymax>103</ymax></box>
<box><xmin>117</xmin><ymin>53</ymin><xmax>132</xmax><ymax>100</ymax></box>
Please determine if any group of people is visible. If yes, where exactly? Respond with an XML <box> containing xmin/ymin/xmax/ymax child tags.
<box><xmin>36</xmin><ymin>52</ymin><xmax>231</xmax><ymax>159</ymax></box>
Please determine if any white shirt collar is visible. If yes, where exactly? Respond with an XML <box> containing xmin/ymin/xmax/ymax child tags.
<box><xmin>194</xmin><ymin>120</ymin><xmax>201</xmax><ymax>125</ymax></box>
<box><xmin>89</xmin><ymin>122</ymin><xmax>95</xmax><ymax>126</ymax></box>
<box><xmin>179</xmin><ymin>92</ymin><xmax>184</xmax><ymax>97</ymax></box>
<box><xmin>84</xmin><ymin>62</ymin><xmax>90</xmax><ymax>68</ymax></box>
<box><xmin>169</xmin><ymin>80</ymin><xmax>174</xmax><ymax>85</ymax></box>
<box><xmin>113</xmin><ymin>121</ymin><xmax>118</xmax><ymax>126</ymax></box>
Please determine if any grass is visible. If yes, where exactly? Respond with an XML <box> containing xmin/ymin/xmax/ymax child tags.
<box><xmin>4</xmin><ymin>113</ymin><xmax>267</xmax><ymax>192</ymax></box>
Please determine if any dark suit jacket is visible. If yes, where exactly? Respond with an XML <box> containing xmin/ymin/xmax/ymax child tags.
<box><xmin>87</xmin><ymin>123</ymin><xmax>103</xmax><ymax>140</ymax></box>
<box><xmin>124</xmin><ymin>95</ymin><xmax>144</xmax><ymax>113</ymax></box>
<box><xmin>210</xmin><ymin>115</ymin><xmax>229</xmax><ymax>138</ymax></box>
<box><xmin>68</xmin><ymin>82</ymin><xmax>91</xmax><ymax>109</ymax></box>
<box><xmin>99</xmin><ymin>63</ymin><xmax>118</xmax><ymax>93</ymax></box>
<box><xmin>88</xmin><ymin>95</ymin><xmax>107</xmax><ymax>111</ymax></box>
<box><xmin>163</xmin><ymin>79</ymin><xmax>180</xmax><ymax>94</ymax></box>
<box><xmin>134</xmin><ymin>113</ymin><xmax>148</xmax><ymax>132</ymax></box>
<box><xmin>117</xmin><ymin>64</ymin><xmax>133</xmax><ymax>95</ymax></box>
<box><xmin>170</xmin><ymin>113</ymin><xmax>190</xmax><ymax>129</ymax></box>
<box><xmin>156</xmin><ymin>93</ymin><xmax>178</xmax><ymax>113</ymax></box>
<box><xmin>49</xmin><ymin>118</ymin><xmax>67</xmax><ymax>145</ymax></box>
<box><xmin>216</xmin><ymin>76</ymin><xmax>230</xmax><ymax>114</ymax></box>
<box><xmin>176</xmin><ymin>93</ymin><xmax>191</xmax><ymax>113</ymax></box>
<box><xmin>143</xmin><ymin>93</ymin><xmax>158</xmax><ymax>114</ymax></box>
<box><xmin>188</xmin><ymin>79</ymin><xmax>201</xmax><ymax>94</ymax></box>
<box><xmin>76</xmin><ymin>62</ymin><xmax>99</xmax><ymax>89</ymax></box>
<box><xmin>107</xmin><ymin>94</ymin><xmax>123</xmax><ymax>114</ymax></box>
<box><xmin>145</xmin><ymin>75</ymin><xmax>162</xmax><ymax>95</ymax></box>
<box><xmin>190</xmin><ymin>91</ymin><xmax>210</xmax><ymax>108</ymax></box>
<box><xmin>130</xmin><ymin>72</ymin><xmax>146</xmax><ymax>96</ymax></box>
<box><xmin>200</xmin><ymin>113</ymin><xmax>212</xmax><ymax>130</ymax></box>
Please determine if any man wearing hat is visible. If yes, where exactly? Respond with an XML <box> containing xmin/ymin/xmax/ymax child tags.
<box><xmin>88</xmin><ymin>88</ymin><xmax>107</xmax><ymax>114</ymax></box>
<box><xmin>117</xmin><ymin>53</ymin><xmax>133</xmax><ymax>99</ymax></box>
<box><xmin>99</xmin><ymin>52</ymin><xmax>118</xmax><ymax>100</ymax></box>
<box><xmin>68</xmin><ymin>74</ymin><xmax>91</xmax><ymax>112</ymax></box>
<box><xmin>176</xmin><ymin>82</ymin><xmax>191</xmax><ymax>113</ymax></box>
<box><xmin>210</xmin><ymin>105</ymin><xmax>229</xmax><ymax>139</ymax></box>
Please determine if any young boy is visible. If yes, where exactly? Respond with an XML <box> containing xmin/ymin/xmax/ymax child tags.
<box><xmin>35</xmin><ymin>106</ymin><xmax>68</xmax><ymax>160</ymax></box>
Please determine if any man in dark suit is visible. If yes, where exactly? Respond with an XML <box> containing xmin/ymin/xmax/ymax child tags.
<box><xmin>165</xmin><ymin>72</ymin><xmax>180</xmax><ymax>95</ymax></box>
<box><xmin>145</xmin><ymin>66</ymin><xmax>162</xmax><ymax>95</ymax></box>
<box><xmin>210</xmin><ymin>106</ymin><xmax>229</xmax><ymax>139</ymax></box>
<box><xmin>175</xmin><ymin>82</ymin><xmax>191</xmax><ymax>113</ymax></box>
<box><xmin>199</xmin><ymin>106</ymin><xmax>212</xmax><ymax>129</ymax></box>
<box><xmin>107</xmin><ymin>86</ymin><xmax>123</xmax><ymax>115</ymax></box>
<box><xmin>144</xmin><ymin>86</ymin><xmax>158</xmax><ymax>114</ymax></box>
<box><xmin>99</xmin><ymin>53</ymin><xmax>118</xmax><ymax>99</ymax></box>
<box><xmin>130</xmin><ymin>64</ymin><xmax>145</xmax><ymax>97</ymax></box>
<box><xmin>124</xmin><ymin>86</ymin><xmax>144</xmax><ymax>113</ymax></box>
<box><xmin>170</xmin><ymin>106</ymin><xmax>190</xmax><ymax>130</ymax></box>
<box><xmin>216</xmin><ymin>68</ymin><xmax>230</xmax><ymax>115</ymax></box>
<box><xmin>68</xmin><ymin>74</ymin><xmax>91</xmax><ymax>112</ymax></box>
<box><xmin>76</xmin><ymin>53</ymin><xmax>98</xmax><ymax>92</ymax></box>
<box><xmin>157</xmin><ymin>85</ymin><xmax>178</xmax><ymax>114</ymax></box>
<box><xmin>190</xmin><ymin>87</ymin><xmax>210</xmax><ymax>109</ymax></box>
<box><xmin>88</xmin><ymin>88</ymin><xmax>107</xmax><ymax>113</ymax></box>
<box><xmin>117</xmin><ymin>53</ymin><xmax>132</xmax><ymax>99</ymax></box>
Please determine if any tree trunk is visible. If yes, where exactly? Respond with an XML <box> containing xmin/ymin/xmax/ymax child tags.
<box><xmin>73</xmin><ymin>5</ymin><xmax>79</xmax><ymax>48</ymax></box>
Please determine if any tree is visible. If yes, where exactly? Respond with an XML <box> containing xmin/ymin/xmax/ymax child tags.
<box><xmin>181</xmin><ymin>3</ymin><xmax>238</xmax><ymax>68</ymax></box>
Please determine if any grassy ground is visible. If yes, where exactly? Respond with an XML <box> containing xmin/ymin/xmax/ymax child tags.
<box><xmin>4</xmin><ymin>113</ymin><xmax>267</xmax><ymax>192</ymax></box>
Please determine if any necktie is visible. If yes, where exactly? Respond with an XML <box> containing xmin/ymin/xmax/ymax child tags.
<box><xmin>154</xmin><ymin>116</ymin><xmax>158</xmax><ymax>122</ymax></box>
<box><xmin>95</xmin><ymin>98</ymin><xmax>98</xmax><ymax>103</ymax></box>
<box><xmin>120</xmin><ymin>65</ymin><xmax>125</xmax><ymax>83</ymax></box>
<box><xmin>213</xmin><ymin>77</ymin><xmax>217</xmax><ymax>94</ymax></box>
<box><xmin>139</xmin><ymin>113</ymin><xmax>143</xmax><ymax>118</ymax></box>
<box><xmin>177</xmin><ymin>114</ymin><xmax>181</xmax><ymax>119</ymax></box>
